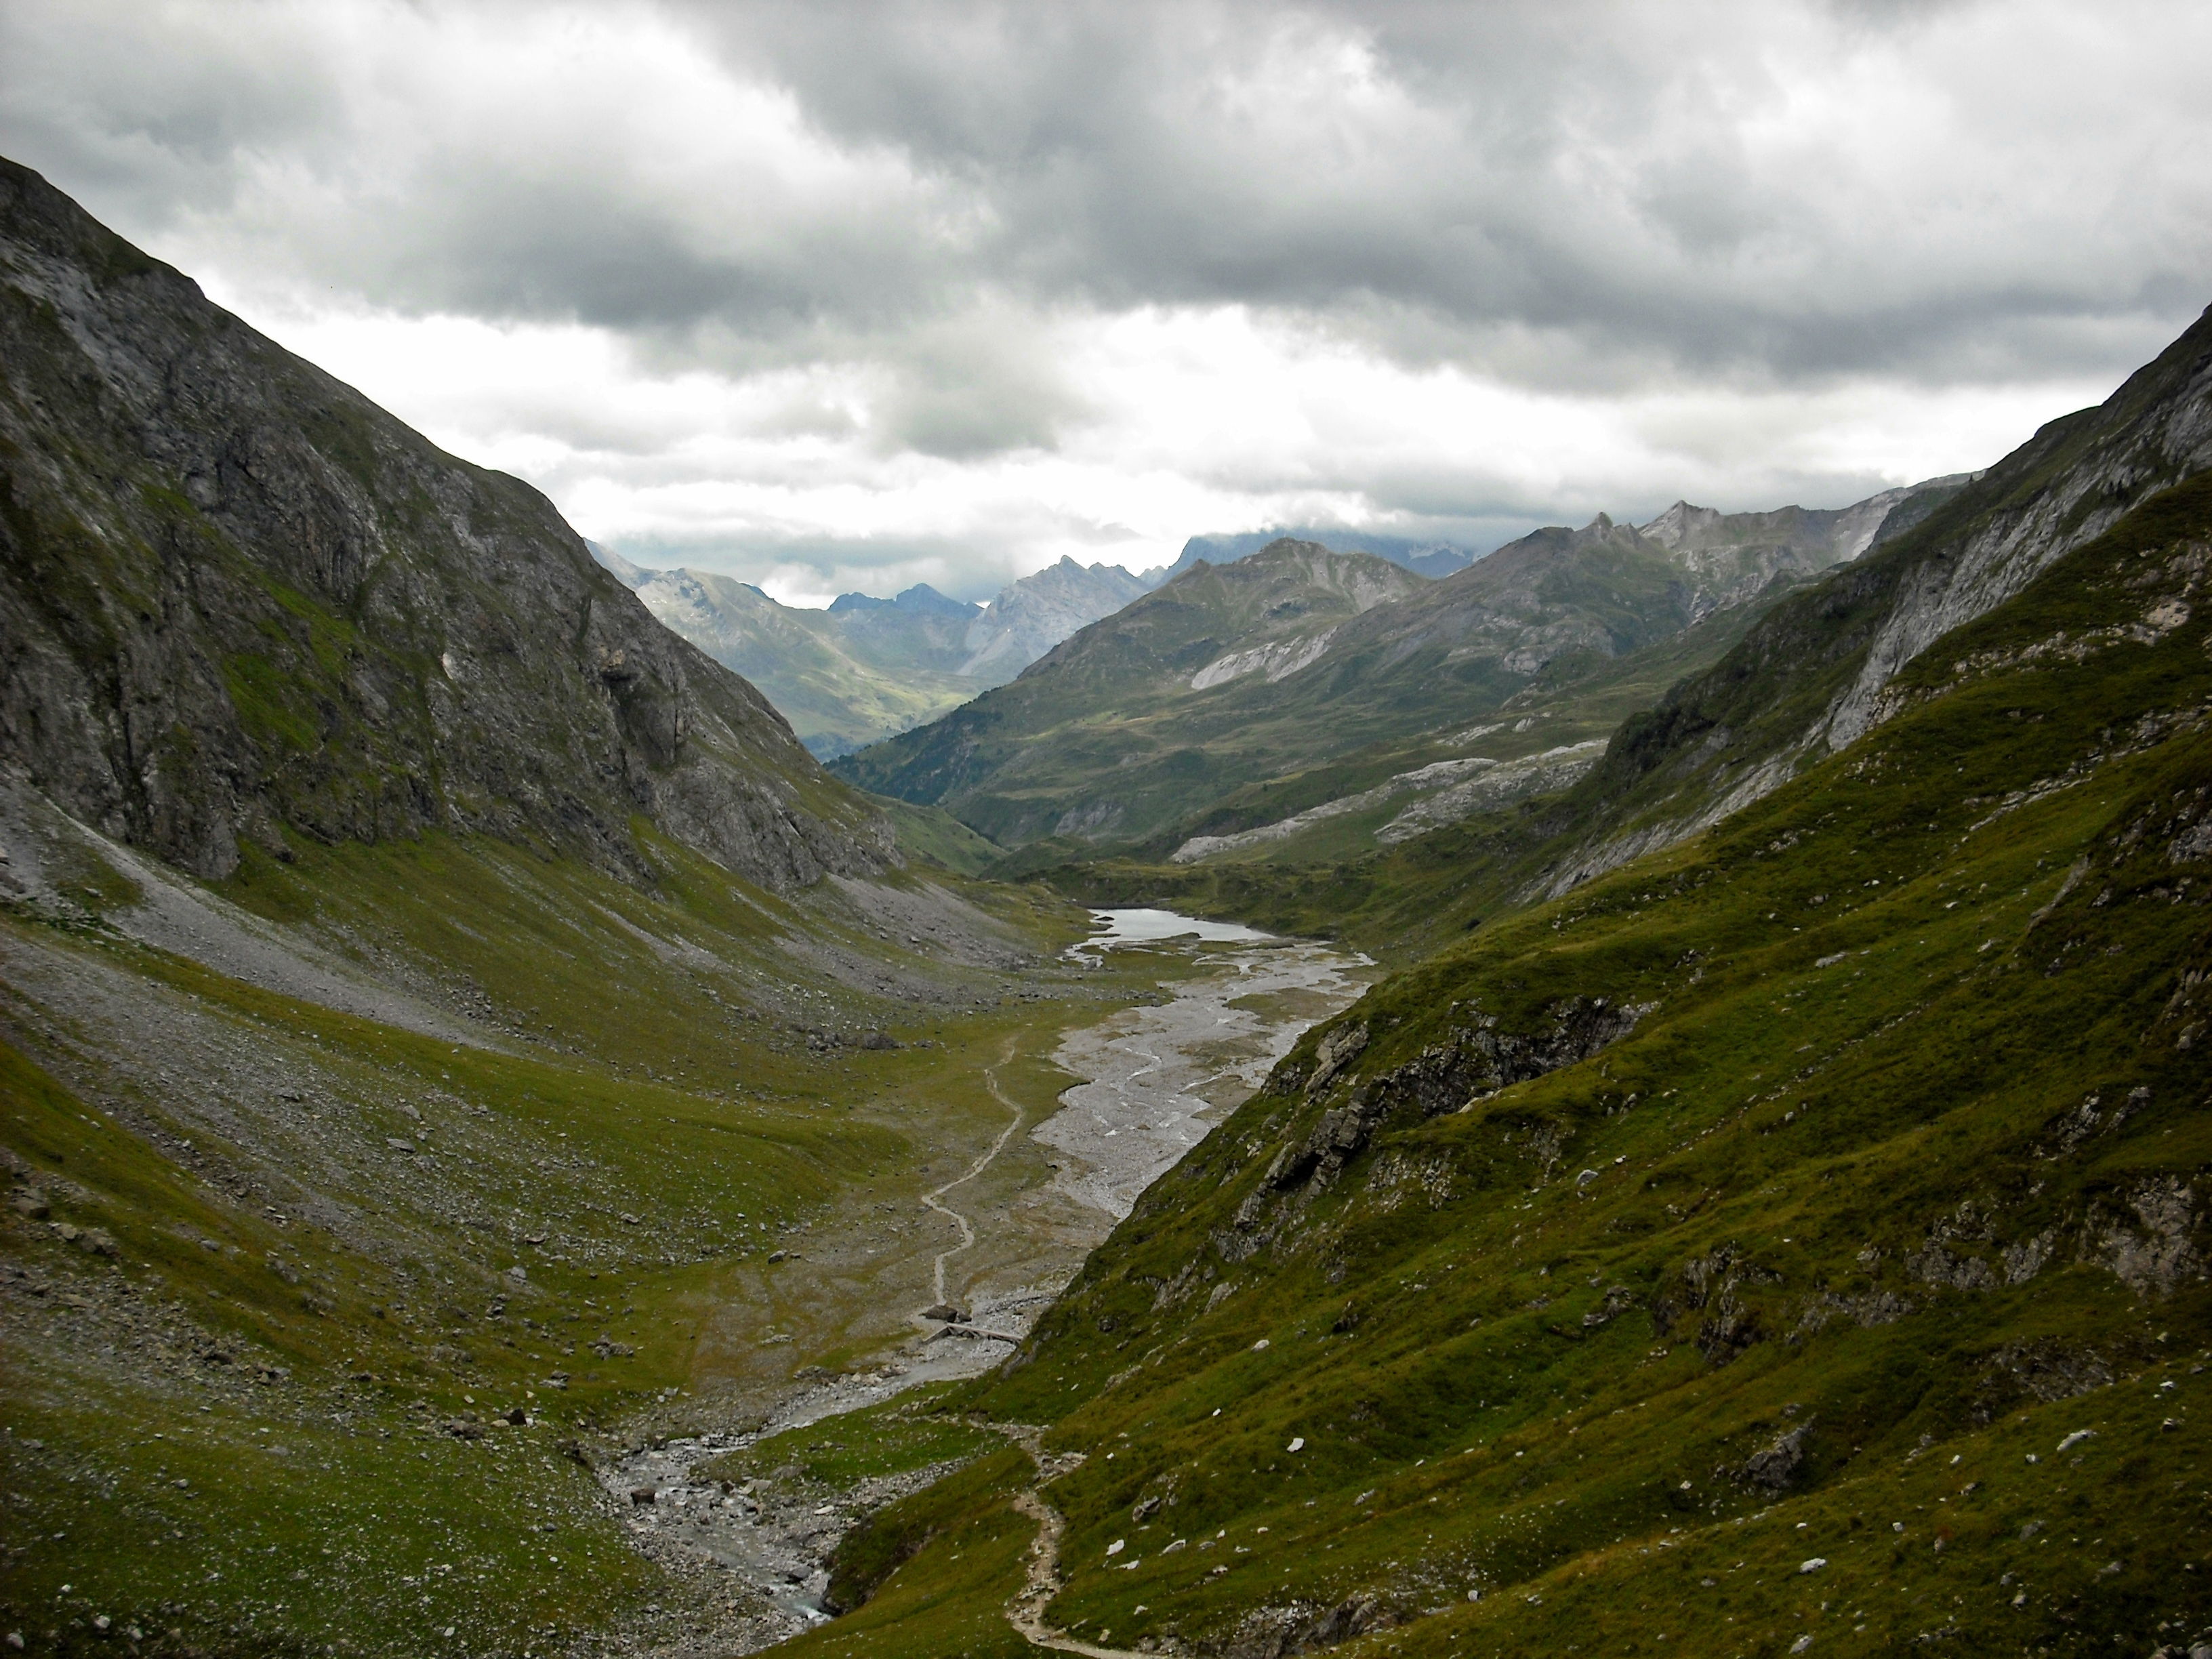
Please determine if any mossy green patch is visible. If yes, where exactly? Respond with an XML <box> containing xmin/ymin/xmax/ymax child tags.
<box><xmin>871</xmin><ymin>796</ymin><xmax>1006</xmax><ymax>878</ymax></box>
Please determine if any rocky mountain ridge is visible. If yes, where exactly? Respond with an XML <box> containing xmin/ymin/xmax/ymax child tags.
<box><xmin>956</xmin><ymin>554</ymin><xmax>1155</xmax><ymax>681</ymax></box>
<box><xmin>1154</xmin><ymin>528</ymin><xmax>1479</xmax><ymax>583</ymax></box>
<box><xmin>0</xmin><ymin>157</ymin><xmax>889</xmax><ymax>890</ymax></box>
<box><xmin>1543</xmin><ymin>304</ymin><xmax>2212</xmax><ymax>897</ymax></box>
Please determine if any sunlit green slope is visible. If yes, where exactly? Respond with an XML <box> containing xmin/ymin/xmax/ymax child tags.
<box><xmin>808</xmin><ymin>467</ymin><xmax>2212</xmax><ymax>1658</ymax></box>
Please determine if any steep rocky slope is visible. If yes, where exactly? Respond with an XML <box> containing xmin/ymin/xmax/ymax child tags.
<box><xmin>0</xmin><ymin>157</ymin><xmax>889</xmax><ymax>890</ymax></box>
<box><xmin>1635</xmin><ymin>478</ymin><xmax>1964</xmax><ymax>611</ymax></box>
<box><xmin>1547</xmin><ymin>307</ymin><xmax>2212</xmax><ymax>895</ymax></box>
<box><xmin>956</xmin><ymin>556</ymin><xmax>1155</xmax><ymax>682</ymax></box>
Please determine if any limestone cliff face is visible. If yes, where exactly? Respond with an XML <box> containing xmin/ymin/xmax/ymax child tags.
<box><xmin>0</xmin><ymin>158</ymin><xmax>892</xmax><ymax>888</ymax></box>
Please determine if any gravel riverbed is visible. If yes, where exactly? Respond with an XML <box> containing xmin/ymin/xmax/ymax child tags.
<box><xmin>598</xmin><ymin>910</ymin><xmax>1369</xmax><ymax>1651</ymax></box>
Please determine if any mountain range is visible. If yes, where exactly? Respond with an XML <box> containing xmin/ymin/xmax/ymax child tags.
<box><xmin>593</xmin><ymin>530</ymin><xmax>1481</xmax><ymax>760</ymax></box>
<box><xmin>832</xmin><ymin>475</ymin><xmax>1969</xmax><ymax>858</ymax></box>
<box><xmin>593</xmin><ymin>547</ymin><xmax>1153</xmax><ymax>757</ymax></box>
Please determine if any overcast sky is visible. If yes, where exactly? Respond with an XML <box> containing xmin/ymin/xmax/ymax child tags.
<box><xmin>5</xmin><ymin>1</ymin><xmax>2208</xmax><ymax>604</ymax></box>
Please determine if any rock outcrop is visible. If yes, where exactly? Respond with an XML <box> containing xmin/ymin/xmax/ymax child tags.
<box><xmin>1550</xmin><ymin>306</ymin><xmax>2212</xmax><ymax>897</ymax></box>
<box><xmin>0</xmin><ymin>158</ymin><xmax>890</xmax><ymax>888</ymax></box>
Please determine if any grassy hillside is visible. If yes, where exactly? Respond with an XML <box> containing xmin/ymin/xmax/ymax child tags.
<box><xmin>832</xmin><ymin>541</ymin><xmax>1431</xmax><ymax>846</ymax></box>
<box><xmin>996</xmin><ymin>588</ymin><xmax>1811</xmax><ymax>947</ymax></box>
<box><xmin>870</xmin><ymin>796</ymin><xmax>1008</xmax><ymax>878</ymax></box>
<box><xmin>0</xmin><ymin>801</ymin><xmax>1156</xmax><ymax>1656</ymax></box>
<box><xmin>1</xmin><ymin>159</ymin><xmax>1181</xmax><ymax>1659</ymax></box>
<box><xmin>801</xmin><ymin>470</ymin><xmax>2212</xmax><ymax>1656</ymax></box>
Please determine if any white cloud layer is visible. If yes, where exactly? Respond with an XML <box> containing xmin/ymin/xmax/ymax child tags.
<box><xmin>3</xmin><ymin>0</ymin><xmax>2207</xmax><ymax>600</ymax></box>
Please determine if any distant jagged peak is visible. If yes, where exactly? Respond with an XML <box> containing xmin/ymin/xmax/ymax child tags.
<box><xmin>1636</xmin><ymin>476</ymin><xmax>1978</xmax><ymax>567</ymax></box>
<box><xmin>981</xmin><ymin>556</ymin><xmax>1147</xmax><ymax>617</ymax></box>
<box><xmin>1637</xmin><ymin>500</ymin><xmax>1719</xmax><ymax>550</ymax></box>
<box><xmin>955</xmin><ymin>556</ymin><xmax>1153</xmax><ymax>679</ymax></box>
<box><xmin>1202</xmin><ymin>536</ymin><xmax>1429</xmax><ymax>613</ymax></box>
<box><xmin>995</xmin><ymin>553</ymin><xmax>1147</xmax><ymax>599</ymax></box>
<box><xmin>830</xmin><ymin>583</ymin><xmax>978</xmax><ymax>619</ymax></box>
<box><xmin>896</xmin><ymin>581</ymin><xmax>980</xmax><ymax>618</ymax></box>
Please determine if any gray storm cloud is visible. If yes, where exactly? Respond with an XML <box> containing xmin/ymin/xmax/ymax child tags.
<box><xmin>1</xmin><ymin>0</ymin><xmax>2207</xmax><ymax>591</ymax></box>
<box><xmin>12</xmin><ymin>1</ymin><xmax>2205</xmax><ymax>378</ymax></box>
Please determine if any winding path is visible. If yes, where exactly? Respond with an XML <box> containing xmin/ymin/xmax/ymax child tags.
<box><xmin>994</xmin><ymin>1427</ymin><xmax>1148</xmax><ymax>1659</ymax></box>
<box><xmin>907</xmin><ymin>1049</ymin><xmax>1150</xmax><ymax>1659</ymax></box>
<box><xmin>919</xmin><ymin>1040</ymin><xmax>1028</xmax><ymax>1311</ymax></box>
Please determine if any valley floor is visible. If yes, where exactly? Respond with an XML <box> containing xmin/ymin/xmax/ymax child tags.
<box><xmin>0</xmin><ymin>791</ymin><xmax>1365</xmax><ymax>1658</ymax></box>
